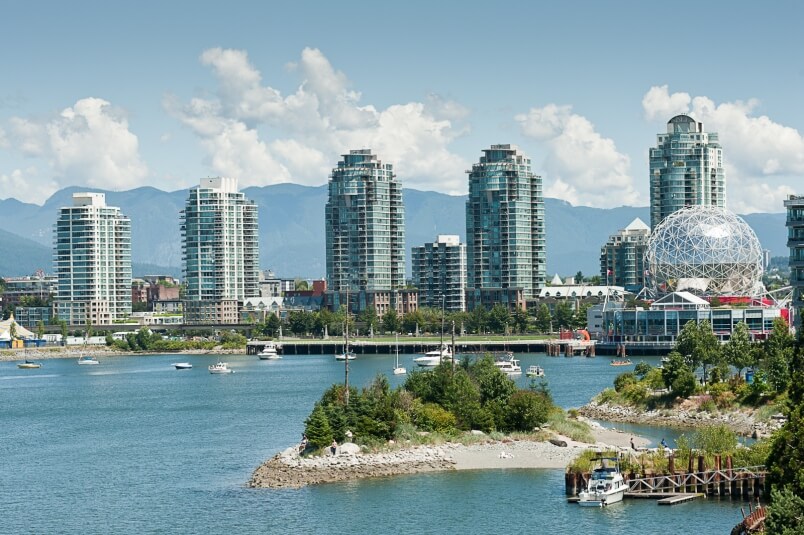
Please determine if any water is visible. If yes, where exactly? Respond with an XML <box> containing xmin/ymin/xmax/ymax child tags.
<box><xmin>0</xmin><ymin>353</ymin><xmax>748</xmax><ymax>533</ymax></box>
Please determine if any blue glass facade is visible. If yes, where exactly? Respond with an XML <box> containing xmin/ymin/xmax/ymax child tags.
<box><xmin>325</xmin><ymin>150</ymin><xmax>405</xmax><ymax>294</ymax></box>
<box><xmin>465</xmin><ymin>144</ymin><xmax>545</xmax><ymax>300</ymax></box>
<box><xmin>649</xmin><ymin>115</ymin><xmax>725</xmax><ymax>229</ymax></box>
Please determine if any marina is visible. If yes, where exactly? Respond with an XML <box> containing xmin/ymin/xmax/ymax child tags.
<box><xmin>0</xmin><ymin>351</ymin><xmax>758</xmax><ymax>533</ymax></box>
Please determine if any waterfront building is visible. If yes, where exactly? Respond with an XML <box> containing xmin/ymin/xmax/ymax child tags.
<box><xmin>597</xmin><ymin>291</ymin><xmax>785</xmax><ymax>354</ymax></box>
<box><xmin>600</xmin><ymin>218</ymin><xmax>651</xmax><ymax>293</ymax></box>
<box><xmin>325</xmin><ymin>149</ymin><xmax>405</xmax><ymax>312</ymax></box>
<box><xmin>14</xmin><ymin>306</ymin><xmax>52</xmax><ymax>330</ymax></box>
<box><xmin>54</xmin><ymin>193</ymin><xmax>132</xmax><ymax>325</ymax></box>
<box><xmin>465</xmin><ymin>144</ymin><xmax>545</xmax><ymax>306</ymax></box>
<box><xmin>786</xmin><ymin>194</ymin><xmax>804</xmax><ymax>330</ymax></box>
<box><xmin>411</xmin><ymin>235</ymin><xmax>466</xmax><ymax>312</ymax></box>
<box><xmin>1</xmin><ymin>272</ymin><xmax>57</xmax><ymax>308</ymax></box>
<box><xmin>181</xmin><ymin>177</ymin><xmax>259</xmax><ymax>324</ymax></box>
<box><xmin>649</xmin><ymin>115</ymin><xmax>725</xmax><ymax>230</ymax></box>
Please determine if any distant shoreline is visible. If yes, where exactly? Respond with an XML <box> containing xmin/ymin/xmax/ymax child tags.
<box><xmin>0</xmin><ymin>346</ymin><xmax>246</xmax><ymax>363</ymax></box>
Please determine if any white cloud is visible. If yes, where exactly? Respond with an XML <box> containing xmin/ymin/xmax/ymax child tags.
<box><xmin>167</xmin><ymin>47</ymin><xmax>469</xmax><ymax>193</ymax></box>
<box><xmin>0</xmin><ymin>166</ymin><xmax>58</xmax><ymax>204</ymax></box>
<box><xmin>6</xmin><ymin>98</ymin><xmax>148</xmax><ymax>197</ymax></box>
<box><xmin>515</xmin><ymin>104</ymin><xmax>640</xmax><ymax>207</ymax></box>
<box><xmin>642</xmin><ymin>85</ymin><xmax>804</xmax><ymax>213</ymax></box>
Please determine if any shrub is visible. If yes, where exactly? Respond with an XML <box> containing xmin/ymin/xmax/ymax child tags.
<box><xmin>412</xmin><ymin>401</ymin><xmax>457</xmax><ymax>433</ymax></box>
<box><xmin>505</xmin><ymin>390</ymin><xmax>552</xmax><ymax>432</ymax></box>
<box><xmin>621</xmin><ymin>382</ymin><xmax>649</xmax><ymax>406</ymax></box>
<box><xmin>691</xmin><ymin>424</ymin><xmax>737</xmax><ymax>454</ymax></box>
<box><xmin>597</xmin><ymin>388</ymin><xmax>620</xmax><ymax>404</ymax></box>
<box><xmin>671</xmin><ymin>369</ymin><xmax>697</xmax><ymax>398</ymax></box>
<box><xmin>614</xmin><ymin>372</ymin><xmax>637</xmax><ymax>393</ymax></box>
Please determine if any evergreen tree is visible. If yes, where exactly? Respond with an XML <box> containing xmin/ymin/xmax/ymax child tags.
<box><xmin>722</xmin><ymin>321</ymin><xmax>754</xmax><ymax>378</ymax></box>
<box><xmin>763</xmin><ymin>317</ymin><xmax>795</xmax><ymax>393</ymax></box>
<box><xmin>765</xmin><ymin>488</ymin><xmax>804</xmax><ymax>535</ymax></box>
<box><xmin>554</xmin><ymin>302</ymin><xmax>574</xmax><ymax>330</ymax></box>
<box><xmin>766</xmin><ymin>339</ymin><xmax>804</xmax><ymax>497</ymax></box>
<box><xmin>304</xmin><ymin>403</ymin><xmax>334</xmax><ymax>449</ymax></box>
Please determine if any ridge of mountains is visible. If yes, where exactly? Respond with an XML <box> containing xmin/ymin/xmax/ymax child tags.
<box><xmin>0</xmin><ymin>184</ymin><xmax>788</xmax><ymax>279</ymax></box>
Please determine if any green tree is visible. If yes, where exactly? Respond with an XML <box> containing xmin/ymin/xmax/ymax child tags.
<box><xmin>671</xmin><ymin>369</ymin><xmax>698</xmax><ymax>398</ymax></box>
<box><xmin>553</xmin><ymin>302</ymin><xmax>574</xmax><ymax>330</ymax></box>
<box><xmin>633</xmin><ymin>361</ymin><xmax>652</xmax><ymax>380</ymax></box>
<box><xmin>572</xmin><ymin>303</ymin><xmax>590</xmax><ymax>330</ymax></box>
<box><xmin>511</xmin><ymin>308</ymin><xmax>529</xmax><ymax>334</ymax></box>
<box><xmin>402</xmin><ymin>310</ymin><xmax>424</xmax><ymax>335</ymax></box>
<box><xmin>295</xmin><ymin>279</ymin><xmax>309</xmax><ymax>291</ymax></box>
<box><xmin>467</xmin><ymin>306</ymin><xmax>488</xmax><ymax>334</ymax></box>
<box><xmin>505</xmin><ymin>390</ymin><xmax>552</xmax><ymax>432</ymax></box>
<box><xmin>722</xmin><ymin>321</ymin><xmax>754</xmax><ymax>378</ymax></box>
<box><xmin>381</xmin><ymin>309</ymin><xmax>400</xmax><ymax>334</ymax></box>
<box><xmin>534</xmin><ymin>304</ymin><xmax>552</xmax><ymax>333</ymax></box>
<box><xmin>574</xmin><ymin>271</ymin><xmax>584</xmax><ymax>283</ymax></box>
<box><xmin>695</xmin><ymin>320</ymin><xmax>723</xmax><ymax>385</ymax></box>
<box><xmin>36</xmin><ymin>320</ymin><xmax>45</xmax><ymax>339</ymax></box>
<box><xmin>304</xmin><ymin>403</ymin><xmax>334</xmax><ymax>449</ymax></box>
<box><xmin>766</xmin><ymin>488</ymin><xmax>804</xmax><ymax>535</ymax></box>
<box><xmin>763</xmin><ymin>317</ymin><xmax>794</xmax><ymax>393</ymax></box>
<box><xmin>59</xmin><ymin>320</ymin><xmax>68</xmax><ymax>346</ymax></box>
<box><xmin>487</xmin><ymin>304</ymin><xmax>511</xmax><ymax>334</ymax></box>
<box><xmin>766</xmin><ymin>340</ymin><xmax>804</xmax><ymax>497</ymax></box>
<box><xmin>661</xmin><ymin>351</ymin><xmax>690</xmax><ymax>391</ymax></box>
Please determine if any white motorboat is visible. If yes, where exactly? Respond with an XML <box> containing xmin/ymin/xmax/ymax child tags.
<box><xmin>577</xmin><ymin>457</ymin><xmax>627</xmax><ymax>507</ymax></box>
<box><xmin>258</xmin><ymin>341</ymin><xmax>282</xmax><ymax>360</ymax></box>
<box><xmin>526</xmin><ymin>365</ymin><xmax>544</xmax><ymax>378</ymax></box>
<box><xmin>17</xmin><ymin>360</ymin><xmax>42</xmax><ymax>369</ymax></box>
<box><xmin>413</xmin><ymin>343</ymin><xmax>452</xmax><ymax>367</ymax></box>
<box><xmin>392</xmin><ymin>334</ymin><xmax>406</xmax><ymax>375</ymax></box>
<box><xmin>335</xmin><ymin>349</ymin><xmax>356</xmax><ymax>361</ymax></box>
<box><xmin>495</xmin><ymin>357</ymin><xmax>522</xmax><ymax>376</ymax></box>
<box><xmin>77</xmin><ymin>355</ymin><xmax>99</xmax><ymax>365</ymax></box>
<box><xmin>173</xmin><ymin>362</ymin><xmax>193</xmax><ymax>370</ymax></box>
<box><xmin>208</xmin><ymin>362</ymin><xmax>234</xmax><ymax>374</ymax></box>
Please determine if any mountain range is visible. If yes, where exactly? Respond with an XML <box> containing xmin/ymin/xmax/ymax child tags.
<box><xmin>0</xmin><ymin>184</ymin><xmax>789</xmax><ymax>279</ymax></box>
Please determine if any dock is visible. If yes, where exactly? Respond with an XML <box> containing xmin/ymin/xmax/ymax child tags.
<box><xmin>624</xmin><ymin>492</ymin><xmax>704</xmax><ymax>505</ymax></box>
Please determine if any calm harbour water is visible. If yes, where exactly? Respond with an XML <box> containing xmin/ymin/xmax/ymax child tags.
<box><xmin>0</xmin><ymin>352</ymin><xmax>746</xmax><ymax>534</ymax></box>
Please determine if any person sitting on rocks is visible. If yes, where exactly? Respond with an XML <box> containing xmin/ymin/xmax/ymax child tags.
<box><xmin>330</xmin><ymin>440</ymin><xmax>338</xmax><ymax>456</ymax></box>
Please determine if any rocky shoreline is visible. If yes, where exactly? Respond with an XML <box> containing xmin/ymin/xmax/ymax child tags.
<box><xmin>248</xmin><ymin>444</ymin><xmax>457</xmax><ymax>489</ymax></box>
<box><xmin>578</xmin><ymin>400</ymin><xmax>783</xmax><ymax>438</ymax></box>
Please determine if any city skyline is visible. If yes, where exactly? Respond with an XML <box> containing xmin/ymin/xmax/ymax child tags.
<box><xmin>1</xmin><ymin>1</ymin><xmax>803</xmax><ymax>214</ymax></box>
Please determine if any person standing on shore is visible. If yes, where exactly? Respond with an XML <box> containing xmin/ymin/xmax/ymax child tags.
<box><xmin>630</xmin><ymin>437</ymin><xmax>636</xmax><ymax>450</ymax></box>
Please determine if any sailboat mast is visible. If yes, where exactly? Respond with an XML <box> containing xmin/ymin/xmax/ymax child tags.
<box><xmin>344</xmin><ymin>289</ymin><xmax>350</xmax><ymax>407</ymax></box>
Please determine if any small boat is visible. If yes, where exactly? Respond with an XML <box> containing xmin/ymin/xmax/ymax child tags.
<box><xmin>525</xmin><ymin>365</ymin><xmax>544</xmax><ymax>378</ymax></box>
<box><xmin>17</xmin><ymin>360</ymin><xmax>42</xmax><ymax>369</ymax></box>
<box><xmin>609</xmin><ymin>359</ymin><xmax>632</xmax><ymax>366</ymax></box>
<box><xmin>577</xmin><ymin>456</ymin><xmax>627</xmax><ymax>507</ymax></box>
<box><xmin>392</xmin><ymin>334</ymin><xmax>406</xmax><ymax>375</ymax></box>
<box><xmin>495</xmin><ymin>357</ymin><xmax>522</xmax><ymax>376</ymax></box>
<box><xmin>77</xmin><ymin>356</ymin><xmax>99</xmax><ymax>365</ymax></box>
<box><xmin>258</xmin><ymin>341</ymin><xmax>282</xmax><ymax>360</ymax></box>
<box><xmin>335</xmin><ymin>349</ymin><xmax>356</xmax><ymax>361</ymax></box>
<box><xmin>413</xmin><ymin>343</ymin><xmax>452</xmax><ymax>367</ymax></box>
<box><xmin>173</xmin><ymin>362</ymin><xmax>193</xmax><ymax>370</ymax></box>
<box><xmin>208</xmin><ymin>362</ymin><xmax>233</xmax><ymax>374</ymax></box>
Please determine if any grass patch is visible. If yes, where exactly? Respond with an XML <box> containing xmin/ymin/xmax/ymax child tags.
<box><xmin>547</xmin><ymin>410</ymin><xmax>594</xmax><ymax>443</ymax></box>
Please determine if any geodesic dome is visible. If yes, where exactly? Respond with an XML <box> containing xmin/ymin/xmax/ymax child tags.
<box><xmin>646</xmin><ymin>206</ymin><xmax>764</xmax><ymax>296</ymax></box>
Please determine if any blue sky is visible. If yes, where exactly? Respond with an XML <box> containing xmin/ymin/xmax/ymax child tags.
<box><xmin>1</xmin><ymin>0</ymin><xmax>802</xmax><ymax>212</ymax></box>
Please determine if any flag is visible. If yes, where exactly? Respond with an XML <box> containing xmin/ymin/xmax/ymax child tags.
<box><xmin>607</xmin><ymin>269</ymin><xmax>612</xmax><ymax>275</ymax></box>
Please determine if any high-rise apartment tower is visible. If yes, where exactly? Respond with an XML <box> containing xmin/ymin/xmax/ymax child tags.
<box><xmin>411</xmin><ymin>235</ymin><xmax>466</xmax><ymax>312</ymax></box>
<box><xmin>181</xmin><ymin>177</ymin><xmax>259</xmax><ymax>324</ymax></box>
<box><xmin>465</xmin><ymin>144</ymin><xmax>545</xmax><ymax>303</ymax></box>
<box><xmin>325</xmin><ymin>149</ymin><xmax>405</xmax><ymax>294</ymax></box>
<box><xmin>649</xmin><ymin>114</ymin><xmax>725</xmax><ymax>229</ymax></box>
<box><xmin>54</xmin><ymin>193</ymin><xmax>132</xmax><ymax>325</ymax></box>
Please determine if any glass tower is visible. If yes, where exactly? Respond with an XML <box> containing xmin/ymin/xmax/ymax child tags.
<box><xmin>181</xmin><ymin>177</ymin><xmax>259</xmax><ymax>324</ymax></box>
<box><xmin>325</xmin><ymin>149</ymin><xmax>405</xmax><ymax>293</ymax></box>
<box><xmin>411</xmin><ymin>235</ymin><xmax>466</xmax><ymax>312</ymax></box>
<box><xmin>465</xmin><ymin>144</ymin><xmax>545</xmax><ymax>300</ymax></box>
<box><xmin>649</xmin><ymin>114</ymin><xmax>725</xmax><ymax>229</ymax></box>
<box><xmin>785</xmin><ymin>194</ymin><xmax>804</xmax><ymax>330</ymax></box>
<box><xmin>600</xmin><ymin>217</ymin><xmax>650</xmax><ymax>292</ymax></box>
<box><xmin>54</xmin><ymin>193</ymin><xmax>132</xmax><ymax>325</ymax></box>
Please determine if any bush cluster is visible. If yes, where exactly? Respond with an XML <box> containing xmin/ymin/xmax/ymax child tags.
<box><xmin>303</xmin><ymin>356</ymin><xmax>554</xmax><ymax>451</ymax></box>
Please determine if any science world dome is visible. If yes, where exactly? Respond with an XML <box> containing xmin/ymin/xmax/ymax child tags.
<box><xmin>646</xmin><ymin>206</ymin><xmax>764</xmax><ymax>296</ymax></box>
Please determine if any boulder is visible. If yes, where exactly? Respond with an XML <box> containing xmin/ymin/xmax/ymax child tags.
<box><xmin>339</xmin><ymin>442</ymin><xmax>361</xmax><ymax>455</ymax></box>
<box><xmin>470</xmin><ymin>430</ymin><xmax>485</xmax><ymax>436</ymax></box>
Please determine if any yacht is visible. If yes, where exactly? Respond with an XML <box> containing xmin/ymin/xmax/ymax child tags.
<box><xmin>577</xmin><ymin>457</ymin><xmax>627</xmax><ymax>507</ymax></box>
<box><xmin>413</xmin><ymin>343</ymin><xmax>452</xmax><ymax>367</ymax></box>
<box><xmin>17</xmin><ymin>360</ymin><xmax>42</xmax><ymax>369</ymax></box>
<box><xmin>495</xmin><ymin>357</ymin><xmax>522</xmax><ymax>376</ymax></box>
<box><xmin>525</xmin><ymin>365</ymin><xmax>544</xmax><ymax>378</ymax></box>
<box><xmin>258</xmin><ymin>341</ymin><xmax>281</xmax><ymax>360</ymax></box>
<box><xmin>208</xmin><ymin>362</ymin><xmax>234</xmax><ymax>374</ymax></box>
<box><xmin>77</xmin><ymin>356</ymin><xmax>99</xmax><ymax>365</ymax></box>
<box><xmin>173</xmin><ymin>362</ymin><xmax>193</xmax><ymax>370</ymax></box>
